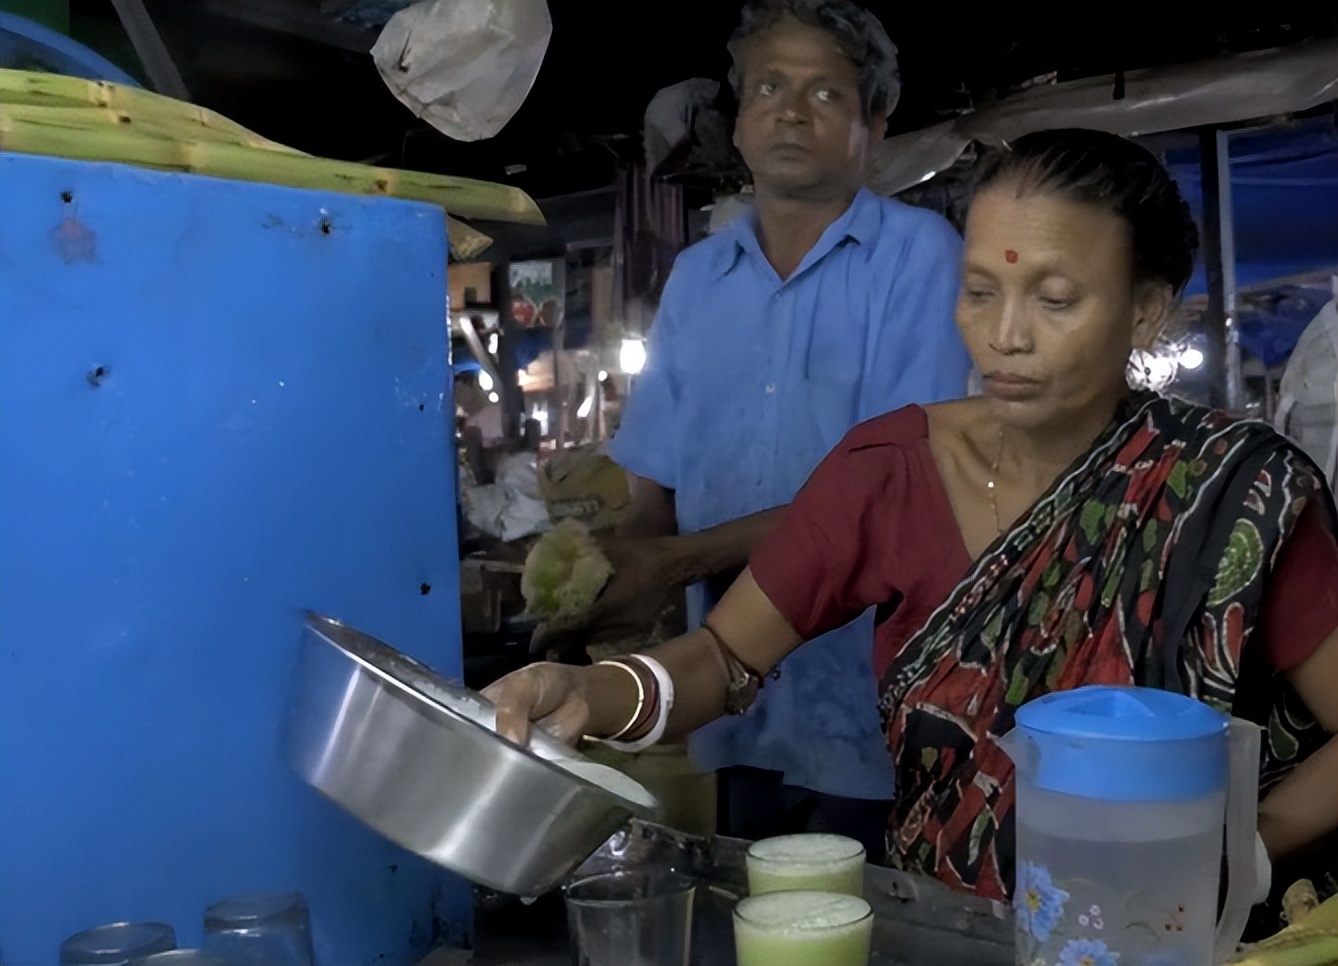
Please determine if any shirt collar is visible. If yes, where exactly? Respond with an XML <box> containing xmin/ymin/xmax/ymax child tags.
<box><xmin>712</xmin><ymin>188</ymin><xmax>882</xmax><ymax>281</ymax></box>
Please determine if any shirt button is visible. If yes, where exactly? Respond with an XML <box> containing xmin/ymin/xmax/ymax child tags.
<box><xmin>765</xmin><ymin>383</ymin><xmax>776</xmax><ymax>394</ymax></box>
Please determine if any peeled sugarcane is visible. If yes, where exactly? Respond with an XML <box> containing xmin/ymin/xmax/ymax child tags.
<box><xmin>0</xmin><ymin>68</ymin><xmax>544</xmax><ymax>257</ymax></box>
<box><xmin>0</xmin><ymin>67</ymin><xmax>290</xmax><ymax>149</ymax></box>
<box><xmin>1226</xmin><ymin>891</ymin><xmax>1338</xmax><ymax>966</ymax></box>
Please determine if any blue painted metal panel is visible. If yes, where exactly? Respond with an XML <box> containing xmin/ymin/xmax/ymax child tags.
<box><xmin>0</xmin><ymin>154</ymin><xmax>470</xmax><ymax>965</ymax></box>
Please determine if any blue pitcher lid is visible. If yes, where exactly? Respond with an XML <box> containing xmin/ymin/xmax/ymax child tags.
<box><xmin>1012</xmin><ymin>685</ymin><xmax>1229</xmax><ymax>801</ymax></box>
<box><xmin>1015</xmin><ymin>685</ymin><xmax>1228</xmax><ymax>742</ymax></box>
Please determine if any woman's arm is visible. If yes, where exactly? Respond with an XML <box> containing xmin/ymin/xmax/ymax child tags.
<box><xmin>1257</xmin><ymin>627</ymin><xmax>1338</xmax><ymax>860</ymax></box>
<box><xmin>487</xmin><ymin>567</ymin><xmax>801</xmax><ymax>746</ymax></box>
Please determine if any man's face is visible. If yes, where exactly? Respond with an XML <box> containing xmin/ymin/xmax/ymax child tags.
<box><xmin>732</xmin><ymin>16</ymin><xmax>884</xmax><ymax>201</ymax></box>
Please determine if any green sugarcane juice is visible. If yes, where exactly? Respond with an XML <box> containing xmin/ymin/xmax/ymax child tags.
<box><xmin>746</xmin><ymin>833</ymin><xmax>865</xmax><ymax>896</ymax></box>
<box><xmin>733</xmin><ymin>891</ymin><xmax>873</xmax><ymax>966</ymax></box>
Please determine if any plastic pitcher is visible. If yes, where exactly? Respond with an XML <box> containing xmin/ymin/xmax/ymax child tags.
<box><xmin>1001</xmin><ymin>685</ymin><xmax>1260</xmax><ymax>966</ymax></box>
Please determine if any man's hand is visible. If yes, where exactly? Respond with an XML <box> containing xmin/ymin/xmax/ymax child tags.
<box><xmin>529</xmin><ymin>534</ymin><xmax>684</xmax><ymax>654</ymax></box>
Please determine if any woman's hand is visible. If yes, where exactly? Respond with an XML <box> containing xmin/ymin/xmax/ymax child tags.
<box><xmin>482</xmin><ymin>662</ymin><xmax>595</xmax><ymax>747</ymax></box>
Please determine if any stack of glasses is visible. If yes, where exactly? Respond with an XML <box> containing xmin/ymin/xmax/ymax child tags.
<box><xmin>59</xmin><ymin>892</ymin><xmax>314</xmax><ymax>966</ymax></box>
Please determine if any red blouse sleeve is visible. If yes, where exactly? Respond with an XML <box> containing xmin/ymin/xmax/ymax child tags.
<box><xmin>1258</xmin><ymin>498</ymin><xmax>1338</xmax><ymax>672</ymax></box>
<box><xmin>749</xmin><ymin>407</ymin><xmax>928</xmax><ymax>641</ymax></box>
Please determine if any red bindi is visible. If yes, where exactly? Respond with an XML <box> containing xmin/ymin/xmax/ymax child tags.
<box><xmin>1004</xmin><ymin>249</ymin><xmax>1019</xmax><ymax>263</ymax></box>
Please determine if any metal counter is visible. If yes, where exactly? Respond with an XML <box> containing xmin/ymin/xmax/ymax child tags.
<box><xmin>462</xmin><ymin>820</ymin><xmax>1013</xmax><ymax>966</ymax></box>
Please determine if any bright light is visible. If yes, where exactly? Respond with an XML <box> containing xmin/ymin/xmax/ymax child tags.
<box><xmin>532</xmin><ymin>406</ymin><xmax>548</xmax><ymax>433</ymax></box>
<box><xmin>477</xmin><ymin>370</ymin><xmax>494</xmax><ymax>392</ymax></box>
<box><xmin>487</xmin><ymin>391</ymin><xmax>499</xmax><ymax>404</ymax></box>
<box><xmin>577</xmin><ymin>395</ymin><xmax>593</xmax><ymax>418</ymax></box>
<box><xmin>487</xmin><ymin>333</ymin><xmax>499</xmax><ymax>355</ymax></box>
<box><xmin>619</xmin><ymin>337</ymin><xmax>647</xmax><ymax>375</ymax></box>
<box><xmin>598</xmin><ymin>370</ymin><xmax>609</xmax><ymax>382</ymax></box>
<box><xmin>1179</xmin><ymin>347</ymin><xmax>1204</xmax><ymax>370</ymax></box>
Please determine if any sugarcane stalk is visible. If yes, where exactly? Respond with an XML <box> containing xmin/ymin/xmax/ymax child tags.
<box><xmin>0</xmin><ymin>68</ymin><xmax>543</xmax><ymax>226</ymax></box>
<box><xmin>0</xmin><ymin>104</ymin><xmax>543</xmax><ymax>225</ymax></box>
<box><xmin>0</xmin><ymin>67</ymin><xmax>272</xmax><ymax>145</ymax></box>
<box><xmin>445</xmin><ymin>216</ymin><xmax>492</xmax><ymax>260</ymax></box>
<box><xmin>0</xmin><ymin>101</ymin><xmax>304</xmax><ymax>153</ymax></box>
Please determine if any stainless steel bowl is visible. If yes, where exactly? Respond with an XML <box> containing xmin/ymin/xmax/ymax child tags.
<box><xmin>282</xmin><ymin>613</ymin><xmax>659</xmax><ymax>896</ymax></box>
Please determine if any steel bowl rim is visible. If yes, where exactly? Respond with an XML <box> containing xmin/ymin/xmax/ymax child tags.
<box><xmin>302</xmin><ymin>612</ymin><xmax>659</xmax><ymax>818</ymax></box>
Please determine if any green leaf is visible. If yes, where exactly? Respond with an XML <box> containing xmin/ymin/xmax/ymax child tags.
<box><xmin>1080</xmin><ymin>501</ymin><xmax>1106</xmax><ymax>545</ymax></box>
<box><xmin>1101</xmin><ymin>564</ymin><xmax>1122</xmax><ymax>607</ymax></box>
<box><xmin>1207</xmin><ymin>520</ymin><xmax>1264</xmax><ymax>606</ymax></box>
<box><xmin>1005</xmin><ymin>665</ymin><xmax>1031</xmax><ymax>706</ymax></box>
<box><xmin>1140</xmin><ymin>559</ymin><xmax>1157</xmax><ymax>592</ymax></box>
<box><xmin>1268</xmin><ymin>711</ymin><xmax>1300</xmax><ymax>762</ymax></box>
<box><xmin>1027</xmin><ymin>591</ymin><xmax>1052</xmax><ymax>625</ymax></box>
<box><xmin>968</xmin><ymin>810</ymin><xmax>991</xmax><ymax>865</ymax></box>
<box><xmin>1167</xmin><ymin>461</ymin><xmax>1190</xmax><ymax>499</ymax></box>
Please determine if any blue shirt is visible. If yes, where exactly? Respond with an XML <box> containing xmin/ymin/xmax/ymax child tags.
<box><xmin>606</xmin><ymin>188</ymin><xmax>970</xmax><ymax>799</ymax></box>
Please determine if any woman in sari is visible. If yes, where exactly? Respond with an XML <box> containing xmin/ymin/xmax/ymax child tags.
<box><xmin>485</xmin><ymin>129</ymin><xmax>1338</xmax><ymax>918</ymax></box>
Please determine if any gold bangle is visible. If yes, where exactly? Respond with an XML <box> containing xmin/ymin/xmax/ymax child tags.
<box><xmin>595</xmin><ymin>660</ymin><xmax>646</xmax><ymax>741</ymax></box>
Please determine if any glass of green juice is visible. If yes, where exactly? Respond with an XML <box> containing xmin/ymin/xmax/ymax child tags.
<box><xmin>733</xmin><ymin>891</ymin><xmax>873</xmax><ymax>966</ymax></box>
<box><xmin>745</xmin><ymin>833</ymin><xmax>866</xmax><ymax>896</ymax></box>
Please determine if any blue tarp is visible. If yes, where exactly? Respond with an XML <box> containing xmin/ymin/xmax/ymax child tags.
<box><xmin>0</xmin><ymin>11</ymin><xmax>139</xmax><ymax>85</ymax></box>
<box><xmin>1167</xmin><ymin>118</ymin><xmax>1337</xmax><ymax>364</ymax></box>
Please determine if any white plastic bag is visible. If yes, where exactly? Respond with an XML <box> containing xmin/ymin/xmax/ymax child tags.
<box><xmin>372</xmin><ymin>0</ymin><xmax>552</xmax><ymax>143</ymax></box>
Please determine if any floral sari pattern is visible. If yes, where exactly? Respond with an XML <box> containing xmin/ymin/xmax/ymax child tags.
<box><xmin>877</xmin><ymin>392</ymin><xmax>1334</xmax><ymax>902</ymax></box>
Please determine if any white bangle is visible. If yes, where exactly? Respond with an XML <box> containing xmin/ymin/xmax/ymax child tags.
<box><xmin>594</xmin><ymin>654</ymin><xmax>675</xmax><ymax>753</ymax></box>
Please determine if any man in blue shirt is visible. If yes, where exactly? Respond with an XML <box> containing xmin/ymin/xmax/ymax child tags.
<box><xmin>557</xmin><ymin>0</ymin><xmax>970</xmax><ymax>857</ymax></box>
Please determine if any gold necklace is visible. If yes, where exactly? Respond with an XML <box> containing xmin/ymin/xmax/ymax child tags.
<box><xmin>987</xmin><ymin>428</ymin><xmax>1006</xmax><ymax>534</ymax></box>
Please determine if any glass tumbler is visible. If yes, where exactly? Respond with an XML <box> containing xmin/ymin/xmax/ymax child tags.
<box><xmin>565</xmin><ymin>870</ymin><xmax>695</xmax><ymax>966</ymax></box>
<box><xmin>127</xmin><ymin>952</ymin><xmax>230</xmax><ymax>966</ymax></box>
<box><xmin>201</xmin><ymin>892</ymin><xmax>314</xmax><ymax>966</ymax></box>
<box><xmin>60</xmin><ymin>922</ymin><xmax>176</xmax><ymax>965</ymax></box>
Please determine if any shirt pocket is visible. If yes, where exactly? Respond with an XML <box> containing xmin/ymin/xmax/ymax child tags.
<box><xmin>800</xmin><ymin>312</ymin><xmax>866</xmax><ymax>446</ymax></box>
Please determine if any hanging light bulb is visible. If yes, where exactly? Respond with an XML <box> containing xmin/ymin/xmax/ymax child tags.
<box><xmin>477</xmin><ymin>370</ymin><xmax>494</xmax><ymax>392</ymax></box>
<box><xmin>1179</xmin><ymin>347</ymin><xmax>1204</xmax><ymax>371</ymax></box>
<box><xmin>619</xmin><ymin>338</ymin><xmax>647</xmax><ymax>375</ymax></box>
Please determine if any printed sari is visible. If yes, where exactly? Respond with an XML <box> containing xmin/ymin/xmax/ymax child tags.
<box><xmin>877</xmin><ymin>391</ymin><xmax>1335</xmax><ymax>903</ymax></box>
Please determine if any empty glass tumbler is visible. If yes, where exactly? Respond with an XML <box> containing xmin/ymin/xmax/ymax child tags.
<box><xmin>565</xmin><ymin>871</ymin><xmax>695</xmax><ymax>966</ymax></box>
<box><xmin>60</xmin><ymin>921</ymin><xmax>176</xmax><ymax>965</ymax></box>
<box><xmin>201</xmin><ymin>892</ymin><xmax>314</xmax><ymax>966</ymax></box>
<box><xmin>127</xmin><ymin>952</ymin><xmax>230</xmax><ymax>966</ymax></box>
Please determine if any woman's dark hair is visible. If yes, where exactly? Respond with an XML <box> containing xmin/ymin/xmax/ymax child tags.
<box><xmin>975</xmin><ymin>129</ymin><xmax>1200</xmax><ymax>295</ymax></box>
<box><xmin>727</xmin><ymin>0</ymin><xmax>900</xmax><ymax>120</ymax></box>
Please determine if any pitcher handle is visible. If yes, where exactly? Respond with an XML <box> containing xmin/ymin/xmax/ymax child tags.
<box><xmin>1214</xmin><ymin>717</ymin><xmax>1262</xmax><ymax>964</ymax></box>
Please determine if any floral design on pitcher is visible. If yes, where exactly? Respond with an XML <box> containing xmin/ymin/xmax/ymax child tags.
<box><xmin>1077</xmin><ymin>903</ymin><xmax>1105</xmax><ymax>930</ymax></box>
<box><xmin>1057</xmin><ymin>937</ymin><xmax>1119</xmax><ymax>966</ymax></box>
<box><xmin>1016</xmin><ymin>861</ymin><xmax>1070</xmax><ymax>943</ymax></box>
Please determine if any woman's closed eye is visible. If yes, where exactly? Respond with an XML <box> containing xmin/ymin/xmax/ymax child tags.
<box><xmin>1037</xmin><ymin>295</ymin><xmax>1074</xmax><ymax>310</ymax></box>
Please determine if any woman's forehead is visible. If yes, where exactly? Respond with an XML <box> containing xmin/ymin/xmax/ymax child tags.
<box><xmin>966</xmin><ymin>188</ymin><xmax>1128</xmax><ymax>243</ymax></box>
<box><xmin>962</xmin><ymin>189</ymin><xmax>1133</xmax><ymax>271</ymax></box>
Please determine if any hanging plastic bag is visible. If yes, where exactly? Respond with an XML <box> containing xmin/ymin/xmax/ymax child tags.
<box><xmin>372</xmin><ymin>0</ymin><xmax>552</xmax><ymax>143</ymax></box>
